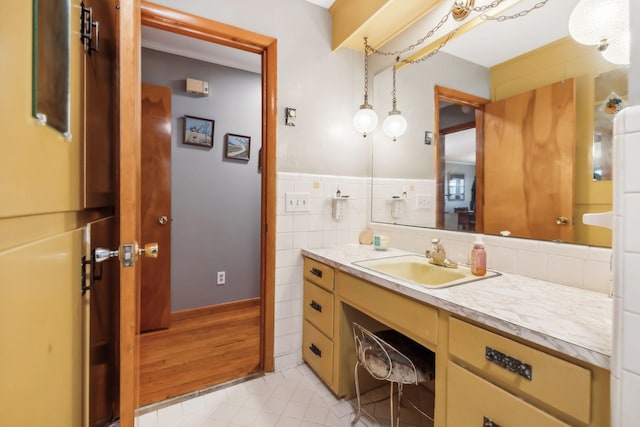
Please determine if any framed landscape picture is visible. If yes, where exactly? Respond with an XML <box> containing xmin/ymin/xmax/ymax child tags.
<box><xmin>224</xmin><ymin>133</ymin><xmax>251</xmax><ymax>161</ymax></box>
<box><xmin>183</xmin><ymin>115</ymin><xmax>214</xmax><ymax>148</ymax></box>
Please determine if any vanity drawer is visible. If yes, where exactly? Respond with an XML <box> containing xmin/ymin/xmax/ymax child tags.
<box><xmin>303</xmin><ymin>257</ymin><xmax>335</xmax><ymax>291</ymax></box>
<box><xmin>337</xmin><ymin>272</ymin><xmax>438</xmax><ymax>347</ymax></box>
<box><xmin>448</xmin><ymin>317</ymin><xmax>591</xmax><ymax>424</ymax></box>
<box><xmin>303</xmin><ymin>280</ymin><xmax>334</xmax><ymax>338</ymax></box>
<box><xmin>446</xmin><ymin>361</ymin><xmax>569</xmax><ymax>427</ymax></box>
<box><xmin>303</xmin><ymin>320</ymin><xmax>333</xmax><ymax>387</ymax></box>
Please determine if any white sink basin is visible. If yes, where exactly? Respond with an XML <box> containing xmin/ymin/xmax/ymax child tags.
<box><xmin>353</xmin><ymin>255</ymin><xmax>500</xmax><ymax>289</ymax></box>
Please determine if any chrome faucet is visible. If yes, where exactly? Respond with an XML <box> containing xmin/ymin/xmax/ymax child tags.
<box><xmin>426</xmin><ymin>238</ymin><xmax>458</xmax><ymax>268</ymax></box>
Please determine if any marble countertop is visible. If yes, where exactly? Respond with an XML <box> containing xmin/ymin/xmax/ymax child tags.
<box><xmin>301</xmin><ymin>244</ymin><xmax>612</xmax><ymax>370</ymax></box>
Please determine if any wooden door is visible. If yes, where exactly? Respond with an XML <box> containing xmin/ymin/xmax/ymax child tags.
<box><xmin>484</xmin><ymin>79</ymin><xmax>576</xmax><ymax>242</ymax></box>
<box><xmin>86</xmin><ymin>217</ymin><xmax>119</xmax><ymax>427</ymax></box>
<box><xmin>116</xmin><ymin>1</ymin><xmax>141</xmax><ymax>426</ymax></box>
<box><xmin>83</xmin><ymin>0</ymin><xmax>116</xmax><ymax>208</ymax></box>
<box><xmin>140</xmin><ymin>83</ymin><xmax>172</xmax><ymax>332</ymax></box>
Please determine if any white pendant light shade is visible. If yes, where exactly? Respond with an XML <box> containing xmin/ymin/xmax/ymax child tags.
<box><xmin>568</xmin><ymin>0</ymin><xmax>628</xmax><ymax>47</ymax></box>
<box><xmin>602</xmin><ymin>29</ymin><xmax>630</xmax><ymax>65</ymax></box>
<box><xmin>353</xmin><ymin>107</ymin><xmax>378</xmax><ymax>137</ymax></box>
<box><xmin>382</xmin><ymin>112</ymin><xmax>407</xmax><ymax>142</ymax></box>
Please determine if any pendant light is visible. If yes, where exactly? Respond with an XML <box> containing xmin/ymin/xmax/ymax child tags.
<box><xmin>353</xmin><ymin>38</ymin><xmax>378</xmax><ymax>137</ymax></box>
<box><xmin>382</xmin><ymin>57</ymin><xmax>407</xmax><ymax>142</ymax></box>
<box><xmin>569</xmin><ymin>0</ymin><xmax>629</xmax><ymax>64</ymax></box>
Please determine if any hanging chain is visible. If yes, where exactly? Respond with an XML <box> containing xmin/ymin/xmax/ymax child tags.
<box><xmin>467</xmin><ymin>0</ymin><xmax>505</xmax><ymax>13</ymax></box>
<box><xmin>402</xmin><ymin>29</ymin><xmax>458</xmax><ymax>64</ymax></box>
<box><xmin>366</xmin><ymin>7</ymin><xmax>453</xmax><ymax>57</ymax></box>
<box><xmin>481</xmin><ymin>0</ymin><xmax>549</xmax><ymax>21</ymax></box>
<box><xmin>362</xmin><ymin>37</ymin><xmax>371</xmax><ymax>106</ymax></box>
<box><xmin>391</xmin><ymin>57</ymin><xmax>399</xmax><ymax>110</ymax></box>
<box><xmin>366</xmin><ymin>0</ymin><xmax>550</xmax><ymax>59</ymax></box>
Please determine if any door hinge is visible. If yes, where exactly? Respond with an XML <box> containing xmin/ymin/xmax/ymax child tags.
<box><xmin>80</xmin><ymin>2</ymin><xmax>100</xmax><ymax>55</ymax></box>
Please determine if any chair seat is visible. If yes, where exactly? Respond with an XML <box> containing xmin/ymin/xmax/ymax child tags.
<box><xmin>362</xmin><ymin>329</ymin><xmax>435</xmax><ymax>384</ymax></box>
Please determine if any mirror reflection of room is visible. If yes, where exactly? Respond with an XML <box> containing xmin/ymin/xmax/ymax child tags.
<box><xmin>370</xmin><ymin>0</ymin><xmax>626</xmax><ymax>248</ymax></box>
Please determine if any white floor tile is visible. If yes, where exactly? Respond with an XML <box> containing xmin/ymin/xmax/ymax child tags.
<box><xmin>145</xmin><ymin>364</ymin><xmax>433</xmax><ymax>427</ymax></box>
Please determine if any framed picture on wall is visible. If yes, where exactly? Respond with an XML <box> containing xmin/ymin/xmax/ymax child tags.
<box><xmin>224</xmin><ymin>133</ymin><xmax>251</xmax><ymax>161</ymax></box>
<box><xmin>183</xmin><ymin>115</ymin><xmax>214</xmax><ymax>148</ymax></box>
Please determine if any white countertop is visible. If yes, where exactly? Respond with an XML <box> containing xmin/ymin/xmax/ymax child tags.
<box><xmin>301</xmin><ymin>244</ymin><xmax>612</xmax><ymax>370</ymax></box>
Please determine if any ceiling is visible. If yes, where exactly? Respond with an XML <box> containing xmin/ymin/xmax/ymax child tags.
<box><xmin>140</xmin><ymin>1</ymin><xmax>579</xmax><ymax>74</ymax></box>
<box><xmin>439</xmin><ymin>0</ymin><xmax>580</xmax><ymax>68</ymax></box>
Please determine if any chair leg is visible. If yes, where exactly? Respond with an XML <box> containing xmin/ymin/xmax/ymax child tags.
<box><xmin>396</xmin><ymin>383</ymin><xmax>404</xmax><ymax>427</ymax></box>
<box><xmin>351</xmin><ymin>362</ymin><xmax>362</xmax><ymax>426</ymax></box>
<box><xmin>389</xmin><ymin>382</ymin><xmax>395</xmax><ymax>427</ymax></box>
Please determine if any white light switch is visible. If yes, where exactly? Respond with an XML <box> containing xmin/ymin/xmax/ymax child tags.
<box><xmin>285</xmin><ymin>192</ymin><xmax>311</xmax><ymax>212</ymax></box>
<box><xmin>416</xmin><ymin>194</ymin><xmax>434</xmax><ymax>211</ymax></box>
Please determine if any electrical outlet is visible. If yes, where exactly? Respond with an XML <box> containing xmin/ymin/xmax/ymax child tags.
<box><xmin>333</xmin><ymin>199</ymin><xmax>346</xmax><ymax>220</ymax></box>
<box><xmin>285</xmin><ymin>192</ymin><xmax>311</xmax><ymax>212</ymax></box>
<box><xmin>217</xmin><ymin>271</ymin><xmax>225</xmax><ymax>285</ymax></box>
<box><xmin>416</xmin><ymin>194</ymin><xmax>434</xmax><ymax>211</ymax></box>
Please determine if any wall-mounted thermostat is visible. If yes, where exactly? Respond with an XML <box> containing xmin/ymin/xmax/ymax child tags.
<box><xmin>186</xmin><ymin>78</ymin><xmax>209</xmax><ymax>96</ymax></box>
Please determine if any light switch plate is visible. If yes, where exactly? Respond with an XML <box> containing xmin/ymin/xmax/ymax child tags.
<box><xmin>416</xmin><ymin>194</ymin><xmax>434</xmax><ymax>211</ymax></box>
<box><xmin>285</xmin><ymin>192</ymin><xmax>311</xmax><ymax>212</ymax></box>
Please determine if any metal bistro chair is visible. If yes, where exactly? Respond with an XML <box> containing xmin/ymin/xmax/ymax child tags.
<box><xmin>351</xmin><ymin>322</ymin><xmax>435</xmax><ymax>427</ymax></box>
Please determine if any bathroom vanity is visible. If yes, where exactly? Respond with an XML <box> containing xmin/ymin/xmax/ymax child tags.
<box><xmin>301</xmin><ymin>245</ymin><xmax>611</xmax><ymax>427</ymax></box>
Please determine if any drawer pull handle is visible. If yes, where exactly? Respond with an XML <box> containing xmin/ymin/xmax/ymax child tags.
<box><xmin>309</xmin><ymin>300</ymin><xmax>322</xmax><ymax>312</ymax></box>
<box><xmin>310</xmin><ymin>267</ymin><xmax>323</xmax><ymax>278</ymax></box>
<box><xmin>309</xmin><ymin>344</ymin><xmax>322</xmax><ymax>358</ymax></box>
<box><xmin>485</xmin><ymin>346</ymin><xmax>532</xmax><ymax>381</ymax></box>
<box><xmin>483</xmin><ymin>416</ymin><xmax>500</xmax><ymax>427</ymax></box>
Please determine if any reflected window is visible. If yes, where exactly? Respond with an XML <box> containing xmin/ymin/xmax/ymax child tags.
<box><xmin>447</xmin><ymin>173</ymin><xmax>465</xmax><ymax>201</ymax></box>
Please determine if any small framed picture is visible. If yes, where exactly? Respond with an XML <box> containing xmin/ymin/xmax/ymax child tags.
<box><xmin>224</xmin><ymin>133</ymin><xmax>251</xmax><ymax>161</ymax></box>
<box><xmin>183</xmin><ymin>115</ymin><xmax>214</xmax><ymax>148</ymax></box>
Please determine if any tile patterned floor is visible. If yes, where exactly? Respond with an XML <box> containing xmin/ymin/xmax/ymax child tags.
<box><xmin>136</xmin><ymin>364</ymin><xmax>432</xmax><ymax>427</ymax></box>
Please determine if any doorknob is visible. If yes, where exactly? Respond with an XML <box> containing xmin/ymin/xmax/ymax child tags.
<box><xmin>138</xmin><ymin>242</ymin><xmax>159</xmax><ymax>258</ymax></box>
<box><xmin>556</xmin><ymin>216</ymin><xmax>569</xmax><ymax>225</ymax></box>
<box><xmin>158</xmin><ymin>216</ymin><xmax>168</xmax><ymax>225</ymax></box>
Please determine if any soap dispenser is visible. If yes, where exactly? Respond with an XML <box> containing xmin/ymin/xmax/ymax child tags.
<box><xmin>471</xmin><ymin>235</ymin><xmax>486</xmax><ymax>276</ymax></box>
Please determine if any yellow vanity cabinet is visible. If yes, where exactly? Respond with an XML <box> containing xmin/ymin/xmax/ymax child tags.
<box><xmin>447</xmin><ymin>317</ymin><xmax>610</xmax><ymax>427</ymax></box>
<box><xmin>302</xmin><ymin>257</ymin><xmax>337</xmax><ymax>392</ymax></box>
<box><xmin>335</xmin><ymin>271</ymin><xmax>439</xmax><ymax>348</ymax></box>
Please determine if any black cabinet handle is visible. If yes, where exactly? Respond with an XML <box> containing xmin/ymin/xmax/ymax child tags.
<box><xmin>485</xmin><ymin>346</ymin><xmax>532</xmax><ymax>381</ymax></box>
<box><xmin>309</xmin><ymin>344</ymin><xmax>322</xmax><ymax>358</ymax></box>
<box><xmin>309</xmin><ymin>300</ymin><xmax>322</xmax><ymax>312</ymax></box>
<box><xmin>483</xmin><ymin>416</ymin><xmax>500</xmax><ymax>427</ymax></box>
<box><xmin>310</xmin><ymin>267</ymin><xmax>323</xmax><ymax>278</ymax></box>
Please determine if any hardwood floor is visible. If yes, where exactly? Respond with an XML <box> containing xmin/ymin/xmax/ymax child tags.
<box><xmin>138</xmin><ymin>298</ymin><xmax>262</xmax><ymax>407</ymax></box>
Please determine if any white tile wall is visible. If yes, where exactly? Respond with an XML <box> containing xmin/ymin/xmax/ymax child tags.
<box><xmin>371</xmin><ymin>178</ymin><xmax>436</xmax><ymax>227</ymax></box>
<box><xmin>274</xmin><ymin>171</ymin><xmax>614</xmax><ymax>370</ymax></box>
<box><xmin>274</xmin><ymin>172</ymin><xmax>369</xmax><ymax>369</ymax></box>
<box><xmin>613</xmin><ymin>106</ymin><xmax>640</xmax><ymax>425</ymax></box>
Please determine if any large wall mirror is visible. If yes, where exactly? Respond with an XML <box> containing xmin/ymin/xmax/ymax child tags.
<box><xmin>371</xmin><ymin>0</ymin><xmax>628</xmax><ymax>248</ymax></box>
<box><xmin>32</xmin><ymin>0</ymin><xmax>70</xmax><ymax>137</ymax></box>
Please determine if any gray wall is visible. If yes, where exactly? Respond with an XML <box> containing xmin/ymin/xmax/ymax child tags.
<box><xmin>371</xmin><ymin>52</ymin><xmax>490</xmax><ymax>180</ymax></box>
<box><xmin>150</xmin><ymin>0</ymin><xmax>370</xmax><ymax>177</ymax></box>
<box><xmin>142</xmin><ymin>48</ymin><xmax>261</xmax><ymax>311</ymax></box>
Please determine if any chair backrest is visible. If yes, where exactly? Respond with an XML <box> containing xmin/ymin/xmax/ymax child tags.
<box><xmin>352</xmin><ymin>322</ymin><xmax>418</xmax><ymax>384</ymax></box>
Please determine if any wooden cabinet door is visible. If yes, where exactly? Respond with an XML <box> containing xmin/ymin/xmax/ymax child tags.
<box><xmin>484</xmin><ymin>79</ymin><xmax>576</xmax><ymax>242</ymax></box>
<box><xmin>140</xmin><ymin>83</ymin><xmax>172</xmax><ymax>332</ymax></box>
<box><xmin>84</xmin><ymin>0</ymin><xmax>116</xmax><ymax>208</ymax></box>
<box><xmin>87</xmin><ymin>217</ymin><xmax>119</xmax><ymax>427</ymax></box>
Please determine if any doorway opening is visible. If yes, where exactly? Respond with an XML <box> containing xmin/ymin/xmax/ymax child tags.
<box><xmin>137</xmin><ymin>2</ymin><xmax>276</xmax><ymax>407</ymax></box>
<box><xmin>434</xmin><ymin>86</ymin><xmax>488</xmax><ymax>234</ymax></box>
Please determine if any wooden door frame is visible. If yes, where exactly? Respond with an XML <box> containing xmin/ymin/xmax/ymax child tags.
<box><xmin>118</xmin><ymin>3</ymin><xmax>276</xmax><ymax>425</ymax></box>
<box><xmin>434</xmin><ymin>86</ymin><xmax>489</xmax><ymax>232</ymax></box>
